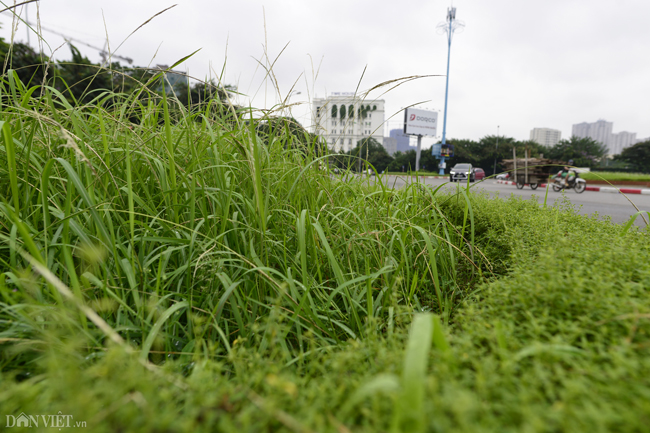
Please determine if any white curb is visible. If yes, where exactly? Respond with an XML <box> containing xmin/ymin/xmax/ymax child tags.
<box><xmin>495</xmin><ymin>181</ymin><xmax>650</xmax><ymax>195</ymax></box>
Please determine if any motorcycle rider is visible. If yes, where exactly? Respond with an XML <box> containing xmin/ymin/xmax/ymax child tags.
<box><xmin>558</xmin><ymin>159</ymin><xmax>574</xmax><ymax>188</ymax></box>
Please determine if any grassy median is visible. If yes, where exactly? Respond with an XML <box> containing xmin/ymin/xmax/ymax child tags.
<box><xmin>1</xmin><ymin>72</ymin><xmax>649</xmax><ymax>432</ymax></box>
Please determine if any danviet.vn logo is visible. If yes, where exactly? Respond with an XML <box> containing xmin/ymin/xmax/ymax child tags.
<box><xmin>5</xmin><ymin>411</ymin><xmax>86</xmax><ymax>428</ymax></box>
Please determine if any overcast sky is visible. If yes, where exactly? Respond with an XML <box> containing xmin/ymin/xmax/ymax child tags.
<box><xmin>2</xmin><ymin>0</ymin><xmax>649</xmax><ymax>145</ymax></box>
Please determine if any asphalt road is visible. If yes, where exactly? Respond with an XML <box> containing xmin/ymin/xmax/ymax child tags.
<box><xmin>375</xmin><ymin>175</ymin><xmax>650</xmax><ymax>228</ymax></box>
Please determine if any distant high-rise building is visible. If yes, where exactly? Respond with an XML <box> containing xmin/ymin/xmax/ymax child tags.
<box><xmin>572</xmin><ymin>120</ymin><xmax>613</xmax><ymax>149</ymax></box>
<box><xmin>530</xmin><ymin>128</ymin><xmax>562</xmax><ymax>147</ymax></box>
<box><xmin>610</xmin><ymin>131</ymin><xmax>637</xmax><ymax>155</ymax></box>
<box><xmin>389</xmin><ymin>128</ymin><xmax>413</xmax><ymax>152</ymax></box>
<box><xmin>383</xmin><ymin>137</ymin><xmax>398</xmax><ymax>155</ymax></box>
<box><xmin>572</xmin><ymin>120</ymin><xmax>642</xmax><ymax>155</ymax></box>
<box><xmin>311</xmin><ymin>94</ymin><xmax>385</xmax><ymax>153</ymax></box>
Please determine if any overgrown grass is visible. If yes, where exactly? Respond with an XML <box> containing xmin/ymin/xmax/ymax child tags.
<box><xmin>0</xmin><ymin>69</ymin><xmax>483</xmax><ymax>372</ymax></box>
<box><xmin>1</xmin><ymin>190</ymin><xmax>648</xmax><ymax>432</ymax></box>
<box><xmin>1</xmin><ymin>67</ymin><xmax>650</xmax><ymax>432</ymax></box>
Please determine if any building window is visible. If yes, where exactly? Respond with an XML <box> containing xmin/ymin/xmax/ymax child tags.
<box><xmin>331</xmin><ymin>104</ymin><xmax>337</xmax><ymax>118</ymax></box>
<box><xmin>348</xmin><ymin>104</ymin><xmax>354</xmax><ymax>119</ymax></box>
<box><xmin>349</xmin><ymin>139</ymin><xmax>352</xmax><ymax>145</ymax></box>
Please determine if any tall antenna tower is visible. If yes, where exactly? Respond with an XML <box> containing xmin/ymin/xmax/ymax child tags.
<box><xmin>434</xmin><ymin>6</ymin><xmax>465</xmax><ymax>175</ymax></box>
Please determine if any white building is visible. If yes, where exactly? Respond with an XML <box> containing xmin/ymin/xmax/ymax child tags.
<box><xmin>571</xmin><ymin>120</ymin><xmax>641</xmax><ymax>155</ymax></box>
<box><xmin>312</xmin><ymin>93</ymin><xmax>385</xmax><ymax>153</ymax></box>
<box><xmin>610</xmin><ymin>131</ymin><xmax>637</xmax><ymax>155</ymax></box>
<box><xmin>572</xmin><ymin>120</ymin><xmax>613</xmax><ymax>148</ymax></box>
<box><xmin>530</xmin><ymin>128</ymin><xmax>562</xmax><ymax>147</ymax></box>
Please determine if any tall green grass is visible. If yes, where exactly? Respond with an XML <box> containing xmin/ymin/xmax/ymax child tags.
<box><xmin>2</xmin><ymin>63</ymin><xmax>649</xmax><ymax>431</ymax></box>
<box><xmin>0</xmin><ymin>69</ymin><xmax>484</xmax><ymax>374</ymax></box>
<box><xmin>2</xmin><ymin>191</ymin><xmax>648</xmax><ymax>432</ymax></box>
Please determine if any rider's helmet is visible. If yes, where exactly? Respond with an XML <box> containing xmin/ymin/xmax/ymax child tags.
<box><xmin>568</xmin><ymin>159</ymin><xmax>574</xmax><ymax>166</ymax></box>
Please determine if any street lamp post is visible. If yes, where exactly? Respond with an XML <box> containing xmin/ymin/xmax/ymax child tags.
<box><xmin>435</xmin><ymin>7</ymin><xmax>465</xmax><ymax>176</ymax></box>
<box><xmin>283</xmin><ymin>90</ymin><xmax>301</xmax><ymax>119</ymax></box>
<box><xmin>286</xmin><ymin>90</ymin><xmax>301</xmax><ymax>103</ymax></box>
<box><xmin>493</xmin><ymin>125</ymin><xmax>500</xmax><ymax>176</ymax></box>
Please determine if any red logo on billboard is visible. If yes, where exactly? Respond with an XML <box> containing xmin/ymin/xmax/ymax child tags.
<box><xmin>409</xmin><ymin>114</ymin><xmax>416</xmax><ymax>121</ymax></box>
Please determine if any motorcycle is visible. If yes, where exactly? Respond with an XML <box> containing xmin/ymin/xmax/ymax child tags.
<box><xmin>551</xmin><ymin>170</ymin><xmax>586</xmax><ymax>193</ymax></box>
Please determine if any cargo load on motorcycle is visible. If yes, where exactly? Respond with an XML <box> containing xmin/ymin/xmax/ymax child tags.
<box><xmin>500</xmin><ymin>156</ymin><xmax>560</xmax><ymax>190</ymax></box>
<box><xmin>500</xmin><ymin>149</ymin><xmax>586</xmax><ymax>193</ymax></box>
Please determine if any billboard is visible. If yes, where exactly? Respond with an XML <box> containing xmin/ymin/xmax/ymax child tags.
<box><xmin>404</xmin><ymin>108</ymin><xmax>438</xmax><ymax>136</ymax></box>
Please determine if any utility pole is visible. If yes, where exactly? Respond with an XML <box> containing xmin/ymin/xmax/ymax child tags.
<box><xmin>493</xmin><ymin>125</ymin><xmax>500</xmax><ymax>175</ymax></box>
<box><xmin>435</xmin><ymin>6</ymin><xmax>465</xmax><ymax>175</ymax></box>
<box><xmin>366</xmin><ymin>141</ymin><xmax>370</xmax><ymax>174</ymax></box>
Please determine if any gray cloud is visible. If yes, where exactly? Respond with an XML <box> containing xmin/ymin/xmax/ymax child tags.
<box><xmin>2</xmin><ymin>0</ymin><xmax>648</xmax><ymax>141</ymax></box>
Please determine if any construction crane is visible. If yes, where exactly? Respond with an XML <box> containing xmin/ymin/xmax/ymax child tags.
<box><xmin>27</xmin><ymin>21</ymin><xmax>133</xmax><ymax>65</ymax></box>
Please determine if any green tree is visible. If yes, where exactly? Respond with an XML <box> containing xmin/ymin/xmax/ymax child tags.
<box><xmin>56</xmin><ymin>45</ymin><xmax>113</xmax><ymax>105</ymax></box>
<box><xmin>548</xmin><ymin>136</ymin><xmax>607</xmax><ymax>167</ymax></box>
<box><xmin>430</xmin><ymin>136</ymin><xmax>546</xmax><ymax>176</ymax></box>
<box><xmin>475</xmin><ymin>136</ymin><xmax>547</xmax><ymax>176</ymax></box>
<box><xmin>476</xmin><ymin>135</ymin><xmax>517</xmax><ymax>175</ymax></box>
<box><xmin>350</xmin><ymin>137</ymin><xmax>393</xmax><ymax>173</ymax></box>
<box><xmin>256</xmin><ymin>116</ymin><xmax>327</xmax><ymax>157</ymax></box>
<box><xmin>614</xmin><ymin>139</ymin><xmax>650</xmax><ymax>172</ymax></box>
<box><xmin>445</xmin><ymin>138</ymin><xmax>484</xmax><ymax>169</ymax></box>
<box><xmin>174</xmin><ymin>78</ymin><xmax>236</xmax><ymax>116</ymax></box>
<box><xmin>419</xmin><ymin>146</ymin><xmax>440</xmax><ymax>172</ymax></box>
<box><xmin>0</xmin><ymin>36</ymin><xmax>49</xmax><ymax>86</ymax></box>
<box><xmin>387</xmin><ymin>150</ymin><xmax>416</xmax><ymax>172</ymax></box>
